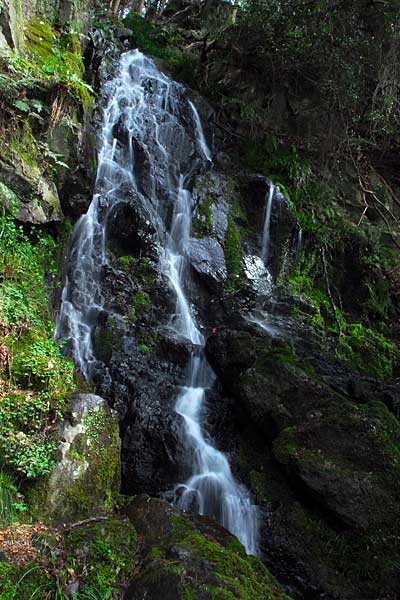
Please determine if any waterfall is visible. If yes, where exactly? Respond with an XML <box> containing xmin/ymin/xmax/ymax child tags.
<box><xmin>56</xmin><ymin>50</ymin><xmax>258</xmax><ymax>555</ymax></box>
<box><xmin>296</xmin><ymin>227</ymin><xmax>303</xmax><ymax>259</ymax></box>
<box><xmin>174</xmin><ymin>355</ymin><xmax>258</xmax><ymax>554</ymax></box>
<box><xmin>261</xmin><ymin>182</ymin><xmax>275</xmax><ymax>262</ymax></box>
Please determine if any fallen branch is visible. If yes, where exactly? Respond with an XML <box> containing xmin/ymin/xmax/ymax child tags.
<box><xmin>62</xmin><ymin>516</ymin><xmax>109</xmax><ymax>531</ymax></box>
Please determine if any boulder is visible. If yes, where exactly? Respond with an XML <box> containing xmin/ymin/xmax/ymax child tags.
<box><xmin>48</xmin><ymin>393</ymin><xmax>121</xmax><ymax>522</ymax></box>
<box><xmin>123</xmin><ymin>495</ymin><xmax>293</xmax><ymax>600</ymax></box>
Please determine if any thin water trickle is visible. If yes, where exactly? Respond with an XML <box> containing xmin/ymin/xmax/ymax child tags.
<box><xmin>261</xmin><ymin>182</ymin><xmax>275</xmax><ymax>262</ymax></box>
<box><xmin>56</xmin><ymin>50</ymin><xmax>258</xmax><ymax>554</ymax></box>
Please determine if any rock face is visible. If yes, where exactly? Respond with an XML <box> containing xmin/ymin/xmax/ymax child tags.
<box><xmin>206</xmin><ymin>326</ymin><xmax>400</xmax><ymax>597</ymax></box>
<box><xmin>124</xmin><ymin>495</ymin><xmax>292</xmax><ymax>600</ymax></box>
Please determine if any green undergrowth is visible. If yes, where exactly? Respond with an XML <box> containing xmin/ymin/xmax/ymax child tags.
<box><xmin>0</xmin><ymin>518</ymin><xmax>138</xmax><ymax>600</ymax></box>
<box><xmin>0</xmin><ymin>203</ymin><xmax>75</xmax><ymax>481</ymax></box>
<box><xmin>123</xmin><ymin>13</ymin><xmax>197</xmax><ymax>86</ymax></box>
<box><xmin>0</xmin><ymin>471</ymin><xmax>26</xmax><ymax>526</ymax></box>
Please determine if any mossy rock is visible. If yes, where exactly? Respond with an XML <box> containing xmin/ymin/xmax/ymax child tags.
<box><xmin>47</xmin><ymin>394</ymin><xmax>121</xmax><ymax>522</ymax></box>
<box><xmin>124</xmin><ymin>496</ymin><xmax>292</xmax><ymax>600</ymax></box>
<box><xmin>92</xmin><ymin>317</ymin><xmax>124</xmax><ymax>364</ymax></box>
<box><xmin>0</xmin><ymin>118</ymin><xmax>63</xmax><ymax>225</ymax></box>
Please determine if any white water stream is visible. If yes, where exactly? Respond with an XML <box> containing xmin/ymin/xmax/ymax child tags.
<box><xmin>261</xmin><ymin>181</ymin><xmax>275</xmax><ymax>262</ymax></box>
<box><xmin>56</xmin><ymin>50</ymin><xmax>258</xmax><ymax>554</ymax></box>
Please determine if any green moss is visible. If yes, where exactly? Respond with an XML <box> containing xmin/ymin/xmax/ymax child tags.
<box><xmin>338</xmin><ymin>324</ymin><xmax>396</xmax><ymax>380</ymax></box>
<box><xmin>169</xmin><ymin>516</ymin><xmax>291</xmax><ymax>600</ymax></box>
<box><xmin>65</xmin><ymin>519</ymin><xmax>138</xmax><ymax>596</ymax></box>
<box><xmin>287</xmin><ymin>253</ymin><xmax>398</xmax><ymax>380</ymax></box>
<box><xmin>193</xmin><ymin>195</ymin><xmax>213</xmax><ymax>237</ymax></box>
<box><xmin>24</xmin><ymin>18</ymin><xmax>93</xmax><ymax>108</ymax></box>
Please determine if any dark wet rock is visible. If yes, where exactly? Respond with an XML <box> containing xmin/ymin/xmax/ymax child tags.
<box><xmin>90</xmin><ymin>309</ymin><xmax>191</xmax><ymax>496</ymax></box>
<box><xmin>191</xmin><ymin>171</ymin><xmax>234</xmax><ymax>241</ymax></box>
<box><xmin>106</xmin><ymin>190</ymin><xmax>159</xmax><ymax>259</ymax></box>
<box><xmin>123</xmin><ymin>495</ymin><xmax>292</xmax><ymax>600</ymax></box>
<box><xmin>188</xmin><ymin>236</ymin><xmax>227</xmax><ymax>290</ymax></box>
<box><xmin>48</xmin><ymin>115</ymin><xmax>95</xmax><ymax>219</ymax></box>
<box><xmin>115</xmin><ymin>27</ymin><xmax>133</xmax><ymax>41</ymax></box>
<box><xmin>115</xmin><ymin>354</ymin><xmax>188</xmax><ymax>496</ymax></box>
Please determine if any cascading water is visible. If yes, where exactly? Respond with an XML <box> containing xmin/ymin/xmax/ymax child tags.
<box><xmin>261</xmin><ymin>182</ymin><xmax>275</xmax><ymax>262</ymax></box>
<box><xmin>56</xmin><ymin>50</ymin><xmax>258</xmax><ymax>555</ymax></box>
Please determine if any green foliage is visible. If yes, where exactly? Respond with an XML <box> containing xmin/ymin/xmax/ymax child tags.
<box><xmin>288</xmin><ymin>255</ymin><xmax>397</xmax><ymax>379</ymax></box>
<box><xmin>138</xmin><ymin>343</ymin><xmax>151</xmax><ymax>354</ymax></box>
<box><xmin>0</xmin><ymin>471</ymin><xmax>27</xmax><ymax>526</ymax></box>
<box><xmin>238</xmin><ymin>0</ymin><xmax>400</xmax><ymax>148</ymax></box>
<box><xmin>0</xmin><ymin>203</ymin><xmax>75</xmax><ymax>479</ymax></box>
<box><xmin>0</xmin><ymin>519</ymin><xmax>138</xmax><ymax>600</ymax></box>
<box><xmin>24</xmin><ymin>18</ymin><xmax>93</xmax><ymax>108</ymax></box>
